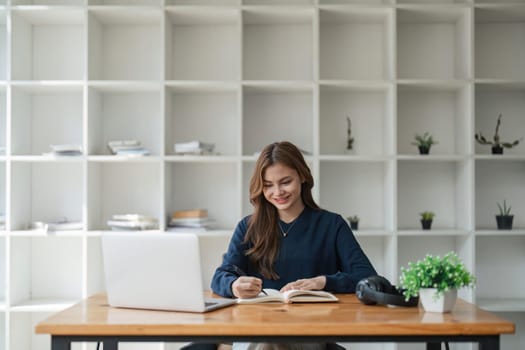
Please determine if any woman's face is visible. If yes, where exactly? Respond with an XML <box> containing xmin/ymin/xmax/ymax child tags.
<box><xmin>262</xmin><ymin>162</ymin><xmax>304</xmax><ymax>216</ymax></box>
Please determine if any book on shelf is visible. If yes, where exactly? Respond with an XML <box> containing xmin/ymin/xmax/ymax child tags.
<box><xmin>174</xmin><ymin>140</ymin><xmax>215</xmax><ymax>155</ymax></box>
<box><xmin>107</xmin><ymin>214</ymin><xmax>158</xmax><ymax>231</ymax></box>
<box><xmin>32</xmin><ymin>218</ymin><xmax>83</xmax><ymax>232</ymax></box>
<box><xmin>107</xmin><ymin>140</ymin><xmax>149</xmax><ymax>156</ymax></box>
<box><xmin>44</xmin><ymin>144</ymin><xmax>83</xmax><ymax>157</ymax></box>
<box><xmin>237</xmin><ymin>289</ymin><xmax>339</xmax><ymax>304</ymax></box>
<box><xmin>172</xmin><ymin>209</ymin><xmax>208</xmax><ymax>219</ymax></box>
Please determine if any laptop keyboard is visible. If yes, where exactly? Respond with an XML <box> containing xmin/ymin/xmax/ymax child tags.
<box><xmin>205</xmin><ymin>301</ymin><xmax>219</xmax><ymax>307</ymax></box>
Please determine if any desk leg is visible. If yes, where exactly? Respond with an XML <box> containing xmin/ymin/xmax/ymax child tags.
<box><xmin>426</xmin><ymin>342</ymin><xmax>441</xmax><ymax>350</ymax></box>
<box><xmin>52</xmin><ymin>337</ymin><xmax>71</xmax><ymax>350</ymax></box>
<box><xmin>480</xmin><ymin>336</ymin><xmax>499</xmax><ymax>350</ymax></box>
<box><xmin>103</xmin><ymin>338</ymin><xmax>119</xmax><ymax>350</ymax></box>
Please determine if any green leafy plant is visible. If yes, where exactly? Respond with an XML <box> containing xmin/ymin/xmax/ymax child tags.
<box><xmin>475</xmin><ymin>114</ymin><xmax>522</xmax><ymax>151</ymax></box>
<box><xmin>497</xmin><ymin>200</ymin><xmax>512</xmax><ymax>216</ymax></box>
<box><xmin>399</xmin><ymin>252</ymin><xmax>476</xmax><ymax>301</ymax></box>
<box><xmin>411</xmin><ymin>132</ymin><xmax>438</xmax><ymax>149</ymax></box>
<box><xmin>347</xmin><ymin>215</ymin><xmax>359</xmax><ymax>223</ymax></box>
<box><xmin>420</xmin><ymin>211</ymin><xmax>435</xmax><ymax>221</ymax></box>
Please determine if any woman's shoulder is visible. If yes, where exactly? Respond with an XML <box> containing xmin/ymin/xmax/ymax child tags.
<box><xmin>307</xmin><ymin>207</ymin><xmax>345</xmax><ymax>224</ymax></box>
<box><xmin>309</xmin><ymin>208</ymin><xmax>342</xmax><ymax>220</ymax></box>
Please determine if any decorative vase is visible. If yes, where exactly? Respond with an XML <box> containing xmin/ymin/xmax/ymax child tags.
<box><xmin>421</xmin><ymin>219</ymin><xmax>432</xmax><ymax>230</ymax></box>
<box><xmin>419</xmin><ymin>288</ymin><xmax>457</xmax><ymax>313</ymax></box>
<box><xmin>496</xmin><ymin>215</ymin><xmax>514</xmax><ymax>230</ymax></box>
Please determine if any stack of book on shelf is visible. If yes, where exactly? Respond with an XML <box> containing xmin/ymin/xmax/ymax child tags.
<box><xmin>174</xmin><ymin>140</ymin><xmax>216</xmax><ymax>155</ymax></box>
<box><xmin>32</xmin><ymin>217</ymin><xmax>83</xmax><ymax>232</ymax></box>
<box><xmin>107</xmin><ymin>214</ymin><xmax>158</xmax><ymax>231</ymax></box>
<box><xmin>167</xmin><ymin>209</ymin><xmax>212</xmax><ymax>232</ymax></box>
<box><xmin>45</xmin><ymin>144</ymin><xmax>83</xmax><ymax>156</ymax></box>
<box><xmin>108</xmin><ymin>140</ymin><xmax>149</xmax><ymax>156</ymax></box>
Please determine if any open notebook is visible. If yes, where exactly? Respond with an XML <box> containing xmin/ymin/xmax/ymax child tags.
<box><xmin>237</xmin><ymin>289</ymin><xmax>339</xmax><ymax>304</ymax></box>
<box><xmin>102</xmin><ymin>232</ymin><xmax>236</xmax><ymax>313</ymax></box>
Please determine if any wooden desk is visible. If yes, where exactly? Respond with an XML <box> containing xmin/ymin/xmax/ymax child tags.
<box><xmin>35</xmin><ymin>293</ymin><xmax>514</xmax><ymax>350</ymax></box>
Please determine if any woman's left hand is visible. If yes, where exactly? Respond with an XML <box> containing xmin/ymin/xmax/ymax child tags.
<box><xmin>280</xmin><ymin>276</ymin><xmax>326</xmax><ymax>292</ymax></box>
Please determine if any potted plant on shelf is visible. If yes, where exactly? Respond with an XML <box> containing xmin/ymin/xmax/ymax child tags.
<box><xmin>347</xmin><ymin>215</ymin><xmax>359</xmax><ymax>230</ymax></box>
<box><xmin>474</xmin><ymin>113</ymin><xmax>522</xmax><ymax>154</ymax></box>
<box><xmin>399</xmin><ymin>252</ymin><xmax>476</xmax><ymax>313</ymax></box>
<box><xmin>420</xmin><ymin>211</ymin><xmax>435</xmax><ymax>230</ymax></box>
<box><xmin>411</xmin><ymin>132</ymin><xmax>437</xmax><ymax>155</ymax></box>
<box><xmin>496</xmin><ymin>200</ymin><xmax>514</xmax><ymax>230</ymax></box>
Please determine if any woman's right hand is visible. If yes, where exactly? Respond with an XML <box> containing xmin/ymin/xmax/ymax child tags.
<box><xmin>232</xmin><ymin>276</ymin><xmax>263</xmax><ymax>298</ymax></box>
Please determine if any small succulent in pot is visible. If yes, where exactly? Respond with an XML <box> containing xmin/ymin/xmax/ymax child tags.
<box><xmin>496</xmin><ymin>200</ymin><xmax>514</xmax><ymax>230</ymax></box>
<box><xmin>411</xmin><ymin>132</ymin><xmax>437</xmax><ymax>155</ymax></box>
<box><xmin>420</xmin><ymin>211</ymin><xmax>435</xmax><ymax>230</ymax></box>
<box><xmin>475</xmin><ymin>114</ymin><xmax>522</xmax><ymax>154</ymax></box>
<box><xmin>347</xmin><ymin>215</ymin><xmax>359</xmax><ymax>230</ymax></box>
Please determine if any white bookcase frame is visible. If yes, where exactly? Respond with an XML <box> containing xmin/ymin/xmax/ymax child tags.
<box><xmin>0</xmin><ymin>1</ymin><xmax>524</xmax><ymax>350</ymax></box>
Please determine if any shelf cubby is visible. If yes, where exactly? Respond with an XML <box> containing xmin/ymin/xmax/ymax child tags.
<box><xmin>397</xmin><ymin>6</ymin><xmax>471</xmax><ymax>80</ymax></box>
<box><xmin>11</xmin><ymin>8</ymin><xmax>85</xmax><ymax>81</ymax></box>
<box><xmin>355</xmin><ymin>235</ymin><xmax>396</xmax><ymax>280</ymax></box>
<box><xmin>0</xmin><ymin>162</ymin><xmax>5</xmax><ymax>222</ymax></box>
<box><xmin>474</xmin><ymin>82</ymin><xmax>525</xmax><ymax>155</ymax></box>
<box><xmin>87</xmin><ymin>161</ymin><xmax>161</xmax><ymax>231</ymax></box>
<box><xmin>0</xmin><ymin>313</ymin><xmax>4</xmax><ymax>350</ymax></box>
<box><xmin>165</xmin><ymin>84</ymin><xmax>240</xmax><ymax>156</ymax></box>
<box><xmin>0</xmin><ymin>237</ymin><xmax>5</xmax><ymax>306</ymax></box>
<box><xmin>10</xmin><ymin>162</ymin><xmax>83</xmax><ymax>233</ymax></box>
<box><xmin>476</xmin><ymin>236</ymin><xmax>525</xmax><ymax>310</ymax></box>
<box><xmin>166</xmin><ymin>0</ymin><xmax>239</xmax><ymax>5</ymax></box>
<box><xmin>165</xmin><ymin>161</ymin><xmax>239</xmax><ymax>230</ymax></box>
<box><xmin>397</xmin><ymin>160</ymin><xmax>471</xmax><ymax>231</ymax></box>
<box><xmin>475</xmin><ymin>159</ymin><xmax>525</xmax><ymax>230</ymax></box>
<box><xmin>0</xmin><ymin>87</ymin><xmax>5</xmax><ymax>152</ymax></box>
<box><xmin>86</xmin><ymin>237</ymin><xmax>105</xmax><ymax>296</ymax></box>
<box><xmin>397</xmin><ymin>82</ymin><xmax>471</xmax><ymax>155</ymax></box>
<box><xmin>12</xmin><ymin>0</ymin><xmax>84</xmax><ymax>4</ymax></box>
<box><xmin>87</xmin><ymin>84</ymin><xmax>161</xmax><ymax>156</ymax></box>
<box><xmin>0</xmin><ymin>10</ymin><xmax>6</xmax><ymax>81</ymax></box>
<box><xmin>10</xmin><ymin>236</ymin><xmax>82</xmax><ymax>308</ymax></box>
<box><xmin>242</xmin><ymin>84</ymin><xmax>314</xmax><ymax>155</ymax></box>
<box><xmin>475</xmin><ymin>5</ymin><xmax>525</xmax><ymax>80</ymax></box>
<box><xmin>165</xmin><ymin>7</ymin><xmax>240</xmax><ymax>81</ymax></box>
<box><xmin>88</xmin><ymin>7</ymin><xmax>162</xmax><ymax>81</ymax></box>
<box><xmin>319</xmin><ymin>160</ymin><xmax>394</xmax><ymax>232</ymax></box>
<box><xmin>199</xmin><ymin>235</ymin><xmax>231</xmax><ymax>290</ymax></box>
<box><xmin>319</xmin><ymin>83</ymin><xmax>393</xmax><ymax>156</ymax></box>
<box><xmin>9</xmin><ymin>312</ymin><xmax>59</xmax><ymax>350</ymax></box>
<box><xmin>319</xmin><ymin>0</ymin><xmax>394</xmax><ymax>4</ymax></box>
<box><xmin>11</xmin><ymin>84</ymin><xmax>83</xmax><ymax>156</ymax></box>
<box><xmin>319</xmin><ymin>7</ymin><xmax>394</xmax><ymax>81</ymax></box>
<box><xmin>242</xmin><ymin>7</ymin><xmax>314</xmax><ymax>80</ymax></box>
<box><xmin>89</xmin><ymin>0</ymin><xmax>161</xmax><ymax>5</ymax></box>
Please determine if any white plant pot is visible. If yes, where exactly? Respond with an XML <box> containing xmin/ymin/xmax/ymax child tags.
<box><xmin>419</xmin><ymin>288</ymin><xmax>457</xmax><ymax>313</ymax></box>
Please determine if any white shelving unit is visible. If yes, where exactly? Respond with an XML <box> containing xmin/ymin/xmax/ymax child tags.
<box><xmin>0</xmin><ymin>1</ymin><xmax>524</xmax><ymax>350</ymax></box>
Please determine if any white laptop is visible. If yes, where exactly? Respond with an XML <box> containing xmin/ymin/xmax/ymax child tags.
<box><xmin>101</xmin><ymin>232</ymin><xmax>236</xmax><ymax>313</ymax></box>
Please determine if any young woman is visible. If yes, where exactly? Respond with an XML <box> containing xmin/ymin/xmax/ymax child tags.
<box><xmin>211</xmin><ymin>141</ymin><xmax>376</xmax><ymax>299</ymax></box>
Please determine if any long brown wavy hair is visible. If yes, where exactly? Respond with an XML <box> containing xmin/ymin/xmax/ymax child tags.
<box><xmin>245</xmin><ymin>141</ymin><xmax>320</xmax><ymax>279</ymax></box>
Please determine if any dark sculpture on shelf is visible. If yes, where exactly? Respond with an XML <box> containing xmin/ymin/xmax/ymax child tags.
<box><xmin>475</xmin><ymin>114</ymin><xmax>522</xmax><ymax>154</ymax></box>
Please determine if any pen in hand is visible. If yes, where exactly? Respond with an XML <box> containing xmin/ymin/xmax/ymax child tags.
<box><xmin>231</xmin><ymin>264</ymin><xmax>268</xmax><ymax>296</ymax></box>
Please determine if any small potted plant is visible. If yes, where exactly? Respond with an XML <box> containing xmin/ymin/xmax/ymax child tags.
<box><xmin>399</xmin><ymin>252</ymin><xmax>476</xmax><ymax>313</ymax></box>
<box><xmin>496</xmin><ymin>200</ymin><xmax>514</xmax><ymax>230</ymax></box>
<box><xmin>475</xmin><ymin>114</ymin><xmax>522</xmax><ymax>154</ymax></box>
<box><xmin>411</xmin><ymin>132</ymin><xmax>437</xmax><ymax>155</ymax></box>
<box><xmin>347</xmin><ymin>215</ymin><xmax>359</xmax><ymax>230</ymax></box>
<box><xmin>420</xmin><ymin>211</ymin><xmax>435</xmax><ymax>230</ymax></box>
<box><xmin>346</xmin><ymin>116</ymin><xmax>354</xmax><ymax>153</ymax></box>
